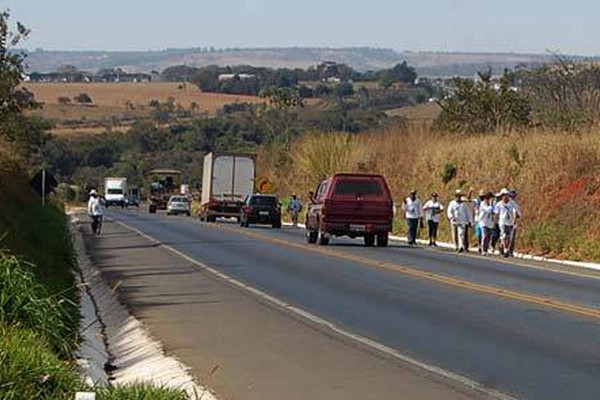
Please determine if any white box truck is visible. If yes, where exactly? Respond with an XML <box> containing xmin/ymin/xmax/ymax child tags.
<box><xmin>200</xmin><ymin>153</ymin><xmax>256</xmax><ymax>222</ymax></box>
<box><xmin>104</xmin><ymin>177</ymin><xmax>127</xmax><ymax>208</ymax></box>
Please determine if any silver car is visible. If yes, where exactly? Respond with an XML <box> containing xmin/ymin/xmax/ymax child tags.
<box><xmin>166</xmin><ymin>195</ymin><xmax>191</xmax><ymax>216</ymax></box>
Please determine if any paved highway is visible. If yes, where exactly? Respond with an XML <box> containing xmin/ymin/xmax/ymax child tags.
<box><xmin>94</xmin><ymin>208</ymin><xmax>600</xmax><ymax>400</ymax></box>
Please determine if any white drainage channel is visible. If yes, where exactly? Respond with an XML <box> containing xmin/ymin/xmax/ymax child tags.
<box><xmin>70</xmin><ymin>215</ymin><xmax>217</xmax><ymax>399</ymax></box>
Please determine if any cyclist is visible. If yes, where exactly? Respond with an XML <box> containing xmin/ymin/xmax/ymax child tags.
<box><xmin>87</xmin><ymin>189</ymin><xmax>104</xmax><ymax>234</ymax></box>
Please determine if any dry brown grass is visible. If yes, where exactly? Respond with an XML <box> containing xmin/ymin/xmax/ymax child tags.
<box><xmin>22</xmin><ymin>82</ymin><xmax>265</xmax><ymax>137</ymax></box>
<box><xmin>385</xmin><ymin>102</ymin><xmax>441</xmax><ymax>121</ymax></box>
<box><xmin>259</xmin><ymin>126</ymin><xmax>600</xmax><ymax>260</ymax></box>
<box><xmin>24</xmin><ymin>82</ymin><xmax>262</xmax><ymax>110</ymax></box>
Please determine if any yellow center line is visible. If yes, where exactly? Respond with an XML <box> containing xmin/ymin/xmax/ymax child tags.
<box><xmin>212</xmin><ymin>222</ymin><xmax>600</xmax><ymax>320</ymax></box>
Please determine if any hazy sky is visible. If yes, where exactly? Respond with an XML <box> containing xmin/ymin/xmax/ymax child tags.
<box><xmin>4</xmin><ymin>0</ymin><xmax>599</xmax><ymax>55</ymax></box>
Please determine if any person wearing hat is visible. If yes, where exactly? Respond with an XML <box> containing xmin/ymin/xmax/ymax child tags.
<box><xmin>87</xmin><ymin>189</ymin><xmax>104</xmax><ymax>234</ymax></box>
<box><xmin>447</xmin><ymin>190</ymin><xmax>473</xmax><ymax>252</ymax></box>
<box><xmin>288</xmin><ymin>193</ymin><xmax>303</xmax><ymax>227</ymax></box>
<box><xmin>423</xmin><ymin>192</ymin><xmax>444</xmax><ymax>246</ymax></box>
<box><xmin>446</xmin><ymin>189</ymin><xmax>464</xmax><ymax>251</ymax></box>
<box><xmin>402</xmin><ymin>190</ymin><xmax>423</xmax><ymax>246</ymax></box>
<box><xmin>477</xmin><ymin>192</ymin><xmax>496</xmax><ymax>255</ymax></box>
<box><xmin>494</xmin><ymin>188</ymin><xmax>520</xmax><ymax>257</ymax></box>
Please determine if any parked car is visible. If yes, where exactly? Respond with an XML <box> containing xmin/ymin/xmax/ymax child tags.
<box><xmin>305</xmin><ymin>173</ymin><xmax>393</xmax><ymax>247</ymax></box>
<box><xmin>240</xmin><ymin>194</ymin><xmax>282</xmax><ymax>228</ymax></box>
<box><xmin>166</xmin><ymin>195</ymin><xmax>191</xmax><ymax>216</ymax></box>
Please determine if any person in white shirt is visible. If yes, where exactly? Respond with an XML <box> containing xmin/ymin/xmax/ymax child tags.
<box><xmin>494</xmin><ymin>188</ymin><xmax>520</xmax><ymax>257</ymax></box>
<box><xmin>402</xmin><ymin>190</ymin><xmax>423</xmax><ymax>245</ymax></box>
<box><xmin>473</xmin><ymin>190</ymin><xmax>486</xmax><ymax>253</ymax></box>
<box><xmin>446</xmin><ymin>189</ymin><xmax>464</xmax><ymax>251</ymax></box>
<box><xmin>448</xmin><ymin>194</ymin><xmax>473</xmax><ymax>253</ymax></box>
<box><xmin>288</xmin><ymin>194</ymin><xmax>303</xmax><ymax>227</ymax></box>
<box><xmin>423</xmin><ymin>192</ymin><xmax>444</xmax><ymax>246</ymax></box>
<box><xmin>508</xmin><ymin>189</ymin><xmax>522</xmax><ymax>256</ymax></box>
<box><xmin>87</xmin><ymin>189</ymin><xmax>104</xmax><ymax>234</ymax></box>
<box><xmin>477</xmin><ymin>192</ymin><xmax>496</xmax><ymax>255</ymax></box>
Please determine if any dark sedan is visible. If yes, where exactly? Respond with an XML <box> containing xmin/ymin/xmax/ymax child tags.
<box><xmin>240</xmin><ymin>194</ymin><xmax>282</xmax><ymax>228</ymax></box>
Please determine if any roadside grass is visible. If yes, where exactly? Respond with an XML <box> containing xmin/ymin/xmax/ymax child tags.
<box><xmin>259</xmin><ymin>126</ymin><xmax>600</xmax><ymax>260</ymax></box>
<box><xmin>0</xmin><ymin>324</ymin><xmax>84</xmax><ymax>400</ymax></box>
<box><xmin>0</xmin><ymin>252</ymin><xmax>77</xmax><ymax>357</ymax></box>
<box><xmin>95</xmin><ymin>384</ymin><xmax>187</xmax><ymax>400</ymax></box>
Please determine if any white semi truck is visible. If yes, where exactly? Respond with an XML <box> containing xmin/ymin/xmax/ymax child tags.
<box><xmin>104</xmin><ymin>177</ymin><xmax>128</xmax><ymax>208</ymax></box>
<box><xmin>199</xmin><ymin>153</ymin><xmax>256</xmax><ymax>222</ymax></box>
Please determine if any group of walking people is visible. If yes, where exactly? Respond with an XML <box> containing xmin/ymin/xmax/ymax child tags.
<box><xmin>402</xmin><ymin>188</ymin><xmax>522</xmax><ymax>257</ymax></box>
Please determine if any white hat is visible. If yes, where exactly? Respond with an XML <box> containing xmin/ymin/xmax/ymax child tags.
<box><xmin>454</xmin><ymin>189</ymin><xmax>463</xmax><ymax>196</ymax></box>
<box><xmin>89</xmin><ymin>189</ymin><xmax>97</xmax><ymax>195</ymax></box>
<box><xmin>500</xmin><ymin>188</ymin><xmax>510</xmax><ymax>196</ymax></box>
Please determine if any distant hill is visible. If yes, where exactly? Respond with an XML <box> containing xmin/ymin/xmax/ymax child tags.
<box><xmin>22</xmin><ymin>47</ymin><xmax>567</xmax><ymax>77</ymax></box>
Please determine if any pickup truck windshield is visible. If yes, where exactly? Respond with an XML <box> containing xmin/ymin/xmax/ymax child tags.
<box><xmin>107</xmin><ymin>189</ymin><xmax>123</xmax><ymax>195</ymax></box>
<box><xmin>333</xmin><ymin>180</ymin><xmax>383</xmax><ymax>196</ymax></box>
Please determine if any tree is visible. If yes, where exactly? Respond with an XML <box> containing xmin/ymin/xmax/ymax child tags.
<box><xmin>0</xmin><ymin>10</ymin><xmax>49</xmax><ymax>159</ymax></box>
<box><xmin>259</xmin><ymin>86</ymin><xmax>303</xmax><ymax>109</ymax></box>
<box><xmin>57</xmin><ymin>96</ymin><xmax>71</xmax><ymax>105</ymax></box>
<box><xmin>378</xmin><ymin>61</ymin><xmax>418</xmax><ymax>88</ymax></box>
<box><xmin>519</xmin><ymin>56</ymin><xmax>600</xmax><ymax>129</ymax></box>
<box><xmin>435</xmin><ymin>70</ymin><xmax>531</xmax><ymax>133</ymax></box>
<box><xmin>74</xmin><ymin>92</ymin><xmax>93</xmax><ymax>104</ymax></box>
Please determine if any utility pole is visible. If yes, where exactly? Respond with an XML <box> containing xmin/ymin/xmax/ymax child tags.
<box><xmin>41</xmin><ymin>169</ymin><xmax>46</xmax><ymax>206</ymax></box>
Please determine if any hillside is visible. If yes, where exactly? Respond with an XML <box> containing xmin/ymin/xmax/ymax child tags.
<box><xmin>23</xmin><ymin>47</ymin><xmax>561</xmax><ymax>77</ymax></box>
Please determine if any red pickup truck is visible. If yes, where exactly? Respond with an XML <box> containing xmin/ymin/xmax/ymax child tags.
<box><xmin>305</xmin><ymin>173</ymin><xmax>394</xmax><ymax>247</ymax></box>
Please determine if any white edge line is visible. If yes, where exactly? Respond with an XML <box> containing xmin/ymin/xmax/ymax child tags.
<box><xmin>112</xmin><ymin>217</ymin><xmax>518</xmax><ymax>400</ymax></box>
<box><xmin>282</xmin><ymin>222</ymin><xmax>600</xmax><ymax>273</ymax></box>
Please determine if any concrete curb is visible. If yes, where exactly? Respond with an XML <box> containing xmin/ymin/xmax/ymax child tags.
<box><xmin>70</xmin><ymin>213</ymin><xmax>217</xmax><ymax>399</ymax></box>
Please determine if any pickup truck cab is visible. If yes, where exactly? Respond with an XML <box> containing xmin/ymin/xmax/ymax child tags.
<box><xmin>306</xmin><ymin>173</ymin><xmax>393</xmax><ymax>247</ymax></box>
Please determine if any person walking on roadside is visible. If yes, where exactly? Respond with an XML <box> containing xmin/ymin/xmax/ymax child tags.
<box><xmin>288</xmin><ymin>194</ymin><xmax>302</xmax><ymax>227</ymax></box>
<box><xmin>473</xmin><ymin>190</ymin><xmax>486</xmax><ymax>253</ymax></box>
<box><xmin>446</xmin><ymin>189</ymin><xmax>463</xmax><ymax>251</ymax></box>
<box><xmin>477</xmin><ymin>192</ymin><xmax>496</xmax><ymax>255</ymax></box>
<box><xmin>403</xmin><ymin>190</ymin><xmax>423</xmax><ymax>246</ymax></box>
<box><xmin>494</xmin><ymin>188</ymin><xmax>520</xmax><ymax>257</ymax></box>
<box><xmin>423</xmin><ymin>192</ymin><xmax>444</xmax><ymax>246</ymax></box>
<box><xmin>87</xmin><ymin>189</ymin><xmax>104</xmax><ymax>235</ymax></box>
<box><xmin>508</xmin><ymin>189</ymin><xmax>523</xmax><ymax>256</ymax></box>
<box><xmin>448</xmin><ymin>194</ymin><xmax>473</xmax><ymax>253</ymax></box>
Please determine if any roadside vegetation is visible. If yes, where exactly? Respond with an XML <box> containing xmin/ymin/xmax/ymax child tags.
<box><xmin>259</xmin><ymin>126</ymin><xmax>600</xmax><ymax>261</ymax></box>
<box><xmin>0</xmin><ymin>11</ymin><xmax>190</xmax><ymax>399</ymax></box>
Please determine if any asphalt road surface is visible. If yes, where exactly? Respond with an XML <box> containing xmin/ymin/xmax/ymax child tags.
<box><xmin>84</xmin><ymin>208</ymin><xmax>600</xmax><ymax>400</ymax></box>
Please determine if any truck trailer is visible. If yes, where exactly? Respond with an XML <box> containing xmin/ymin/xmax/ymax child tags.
<box><xmin>199</xmin><ymin>153</ymin><xmax>256</xmax><ymax>222</ymax></box>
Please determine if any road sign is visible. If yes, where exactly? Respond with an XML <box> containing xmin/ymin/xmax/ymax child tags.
<box><xmin>256</xmin><ymin>178</ymin><xmax>275</xmax><ymax>194</ymax></box>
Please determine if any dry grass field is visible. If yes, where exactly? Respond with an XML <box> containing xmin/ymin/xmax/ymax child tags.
<box><xmin>23</xmin><ymin>82</ymin><xmax>265</xmax><ymax>136</ymax></box>
<box><xmin>259</xmin><ymin>126</ymin><xmax>600</xmax><ymax>261</ymax></box>
<box><xmin>385</xmin><ymin>102</ymin><xmax>441</xmax><ymax>121</ymax></box>
<box><xmin>24</xmin><ymin>82</ymin><xmax>263</xmax><ymax>112</ymax></box>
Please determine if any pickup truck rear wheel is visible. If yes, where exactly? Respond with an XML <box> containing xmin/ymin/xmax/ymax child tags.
<box><xmin>364</xmin><ymin>234</ymin><xmax>375</xmax><ymax>247</ymax></box>
<box><xmin>376</xmin><ymin>232</ymin><xmax>389</xmax><ymax>247</ymax></box>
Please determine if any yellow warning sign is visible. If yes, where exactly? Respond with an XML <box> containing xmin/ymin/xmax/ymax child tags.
<box><xmin>256</xmin><ymin>178</ymin><xmax>275</xmax><ymax>194</ymax></box>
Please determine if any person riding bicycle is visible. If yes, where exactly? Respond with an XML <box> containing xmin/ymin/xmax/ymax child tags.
<box><xmin>87</xmin><ymin>189</ymin><xmax>104</xmax><ymax>234</ymax></box>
